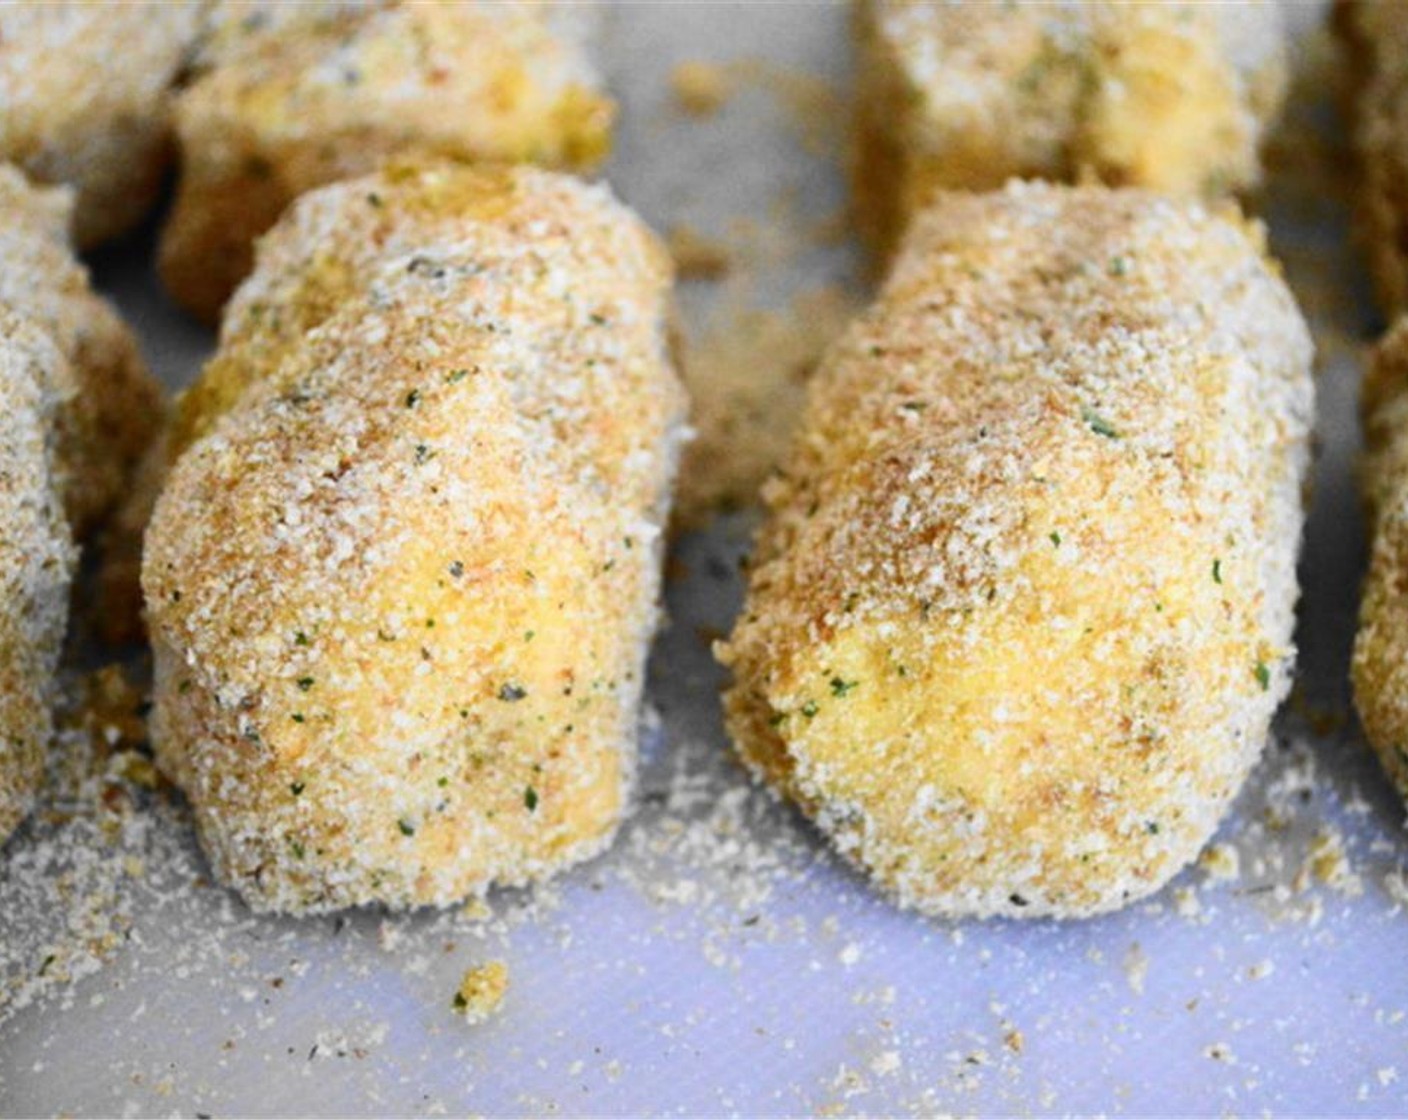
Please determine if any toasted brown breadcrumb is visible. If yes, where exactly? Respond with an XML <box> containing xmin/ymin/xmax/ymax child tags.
<box><xmin>144</xmin><ymin>161</ymin><xmax>686</xmax><ymax>914</ymax></box>
<box><xmin>719</xmin><ymin>182</ymin><xmax>1313</xmax><ymax>919</ymax></box>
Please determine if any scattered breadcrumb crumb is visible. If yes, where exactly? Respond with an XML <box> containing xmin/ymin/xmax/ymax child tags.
<box><xmin>1123</xmin><ymin>944</ymin><xmax>1149</xmax><ymax>996</ymax></box>
<box><xmin>1301</xmin><ymin>829</ymin><xmax>1363</xmax><ymax>896</ymax></box>
<box><xmin>671</xmin><ymin>60</ymin><xmax>733</xmax><ymax>117</ymax></box>
<box><xmin>1200</xmin><ymin>843</ymin><xmax>1241</xmax><ymax>882</ymax></box>
<box><xmin>1384</xmin><ymin>869</ymin><xmax>1408</xmax><ymax>908</ymax></box>
<box><xmin>452</xmin><ymin>961</ymin><xmax>508</xmax><ymax>1024</ymax></box>
<box><xmin>729</xmin><ymin>59</ymin><xmax>844</xmax><ymax>157</ymax></box>
<box><xmin>668</xmin><ymin>225</ymin><xmax>732</xmax><ymax>281</ymax></box>
<box><xmin>1172</xmin><ymin>886</ymin><xmax>1203</xmax><ymax>920</ymax></box>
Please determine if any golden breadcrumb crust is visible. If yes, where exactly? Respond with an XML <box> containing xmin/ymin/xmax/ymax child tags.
<box><xmin>0</xmin><ymin>167</ymin><xmax>165</xmax><ymax>541</ymax></box>
<box><xmin>0</xmin><ymin>310</ymin><xmax>76</xmax><ymax>843</ymax></box>
<box><xmin>144</xmin><ymin>161</ymin><xmax>685</xmax><ymax>914</ymax></box>
<box><xmin>1334</xmin><ymin>0</ymin><xmax>1408</xmax><ymax>318</ymax></box>
<box><xmin>720</xmin><ymin>182</ymin><xmax>1313</xmax><ymax>919</ymax></box>
<box><xmin>853</xmin><ymin>0</ymin><xmax>1289</xmax><ymax>256</ymax></box>
<box><xmin>0</xmin><ymin>1</ymin><xmax>202</xmax><ymax>248</ymax></box>
<box><xmin>160</xmin><ymin>0</ymin><xmax>615</xmax><ymax>322</ymax></box>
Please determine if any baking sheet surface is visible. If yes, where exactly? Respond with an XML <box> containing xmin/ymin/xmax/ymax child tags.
<box><xmin>5</xmin><ymin>4</ymin><xmax>1408</xmax><ymax>1116</ymax></box>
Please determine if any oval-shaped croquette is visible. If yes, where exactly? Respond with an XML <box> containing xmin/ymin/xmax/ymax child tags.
<box><xmin>0</xmin><ymin>166</ymin><xmax>164</xmax><ymax>539</ymax></box>
<box><xmin>160</xmin><ymin>1</ymin><xmax>615</xmax><ymax>322</ymax></box>
<box><xmin>143</xmin><ymin>163</ymin><xmax>686</xmax><ymax>913</ymax></box>
<box><xmin>0</xmin><ymin>1</ymin><xmax>201</xmax><ymax>247</ymax></box>
<box><xmin>719</xmin><ymin>182</ymin><xmax>1313</xmax><ymax>919</ymax></box>
<box><xmin>853</xmin><ymin>0</ymin><xmax>1288</xmax><ymax>255</ymax></box>
<box><xmin>0</xmin><ymin>310</ymin><xmax>76</xmax><ymax>843</ymax></box>
<box><xmin>1353</xmin><ymin>320</ymin><xmax>1408</xmax><ymax>801</ymax></box>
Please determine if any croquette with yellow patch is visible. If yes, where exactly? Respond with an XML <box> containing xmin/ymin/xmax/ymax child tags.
<box><xmin>144</xmin><ymin>162</ymin><xmax>686</xmax><ymax>914</ymax></box>
<box><xmin>853</xmin><ymin>0</ymin><xmax>1289</xmax><ymax>255</ymax></box>
<box><xmin>161</xmin><ymin>1</ymin><xmax>615</xmax><ymax>322</ymax></box>
<box><xmin>719</xmin><ymin>182</ymin><xmax>1313</xmax><ymax>919</ymax></box>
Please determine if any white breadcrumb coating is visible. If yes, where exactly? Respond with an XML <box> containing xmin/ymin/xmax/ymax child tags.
<box><xmin>0</xmin><ymin>310</ymin><xmax>77</xmax><ymax>843</ymax></box>
<box><xmin>853</xmin><ymin>0</ymin><xmax>1289</xmax><ymax>254</ymax></box>
<box><xmin>0</xmin><ymin>1</ymin><xmax>202</xmax><ymax>248</ymax></box>
<box><xmin>161</xmin><ymin>0</ymin><xmax>615</xmax><ymax>322</ymax></box>
<box><xmin>0</xmin><ymin>168</ymin><xmax>159</xmax><ymax>834</ymax></box>
<box><xmin>1353</xmin><ymin>320</ymin><xmax>1408</xmax><ymax>801</ymax></box>
<box><xmin>0</xmin><ymin>166</ymin><xmax>165</xmax><ymax>540</ymax></box>
<box><xmin>720</xmin><ymin>182</ymin><xmax>1313</xmax><ymax>919</ymax></box>
<box><xmin>1335</xmin><ymin>0</ymin><xmax>1408</xmax><ymax>317</ymax></box>
<box><xmin>144</xmin><ymin>161</ymin><xmax>686</xmax><ymax>914</ymax></box>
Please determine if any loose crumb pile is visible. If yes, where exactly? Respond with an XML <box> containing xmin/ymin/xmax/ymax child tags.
<box><xmin>1</xmin><ymin>666</ymin><xmax>195</xmax><ymax>1015</ymax></box>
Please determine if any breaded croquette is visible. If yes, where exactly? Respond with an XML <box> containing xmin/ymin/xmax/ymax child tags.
<box><xmin>0</xmin><ymin>310</ymin><xmax>76</xmax><ymax>843</ymax></box>
<box><xmin>0</xmin><ymin>169</ymin><xmax>161</xmax><ymax>827</ymax></box>
<box><xmin>0</xmin><ymin>1</ymin><xmax>201</xmax><ymax>248</ymax></box>
<box><xmin>1341</xmin><ymin>3</ymin><xmax>1408</xmax><ymax>805</ymax></box>
<box><xmin>853</xmin><ymin>1</ymin><xmax>1289</xmax><ymax>255</ymax></box>
<box><xmin>1335</xmin><ymin>1</ymin><xmax>1408</xmax><ymax>317</ymax></box>
<box><xmin>144</xmin><ymin>162</ymin><xmax>686</xmax><ymax>913</ymax></box>
<box><xmin>0</xmin><ymin>167</ymin><xmax>164</xmax><ymax>540</ymax></box>
<box><xmin>160</xmin><ymin>1</ymin><xmax>615</xmax><ymax>322</ymax></box>
<box><xmin>1353</xmin><ymin>322</ymin><xmax>1408</xmax><ymax>801</ymax></box>
<box><xmin>719</xmin><ymin>183</ymin><xmax>1313</xmax><ymax>919</ymax></box>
